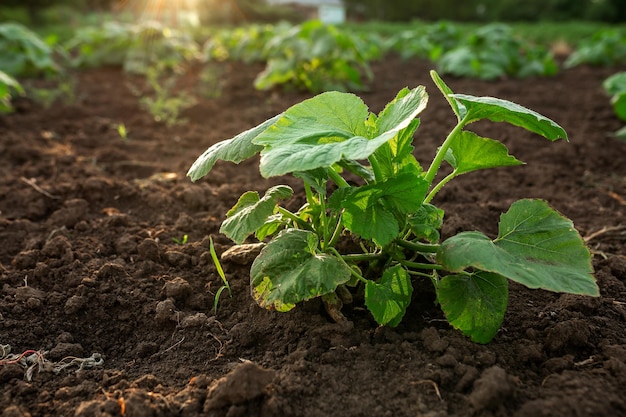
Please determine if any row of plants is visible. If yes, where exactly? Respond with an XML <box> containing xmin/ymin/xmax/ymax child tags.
<box><xmin>386</xmin><ymin>22</ymin><xmax>557</xmax><ymax>80</ymax></box>
<box><xmin>2</xmin><ymin>19</ymin><xmax>626</xmax><ymax>112</ymax></box>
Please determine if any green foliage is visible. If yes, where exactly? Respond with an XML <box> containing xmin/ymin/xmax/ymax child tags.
<box><xmin>64</xmin><ymin>21</ymin><xmax>200</xmax><ymax>74</ymax></box>
<box><xmin>603</xmin><ymin>72</ymin><xmax>626</xmax><ymax>139</ymax></box>
<box><xmin>188</xmin><ymin>71</ymin><xmax>597</xmax><ymax>343</ymax></box>
<box><xmin>565</xmin><ymin>29</ymin><xmax>626</xmax><ymax>68</ymax></box>
<box><xmin>0</xmin><ymin>69</ymin><xmax>24</xmax><ymax>113</ymax></box>
<box><xmin>387</xmin><ymin>21</ymin><xmax>461</xmax><ymax>61</ymax></box>
<box><xmin>0</xmin><ymin>21</ymin><xmax>59</xmax><ymax>77</ymax></box>
<box><xmin>137</xmin><ymin>66</ymin><xmax>196</xmax><ymax>126</ymax></box>
<box><xmin>437</xmin><ymin>24</ymin><xmax>557</xmax><ymax>80</ymax></box>
<box><xmin>202</xmin><ymin>24</ymin><xmax>278</xmax><ymax>64</ymax></box>
<box><xmin>253</xmin><ymin>20</ymin><xmax>376</xmax><ymax>93</ymax></box>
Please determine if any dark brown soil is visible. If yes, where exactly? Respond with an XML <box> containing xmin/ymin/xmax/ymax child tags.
<box><xmin>2</xmin><ymin>56</ymin><xmax>626</xmax><ymax>417</ymax></box>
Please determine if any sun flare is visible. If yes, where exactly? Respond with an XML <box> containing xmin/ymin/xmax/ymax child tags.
<box><xmin>116</xmin><ymin>0</ymin><xmax>202</xmax><ymax>27</ymax></box>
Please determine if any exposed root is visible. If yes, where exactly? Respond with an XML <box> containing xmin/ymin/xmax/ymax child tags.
<box><xmin>0</xmin><ymin>344</ymin><xmax>104</xmax><ymax>381</ymax></box>
<box><xmin>411</xmin><ymin>379</ymin><xmax>443</xmax><ymax>401</ymax></box>
<box><xmin>20</xmin><ymin>177</ymin><xmax>61</xmax><ymax>199</ymax></box>
<box><xmin>583</xmin><ymin>225</ymin><xmax>626</xmax><ymax>243</ymax></box>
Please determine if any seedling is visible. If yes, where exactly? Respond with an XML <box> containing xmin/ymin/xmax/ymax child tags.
<box><xmin>172</xmin><ymin>234</ymin><xmax>188</xmax><ymax>245</ymax></box>
<box><xmin>188</xmin><ymin>71</ymin><xmax>598</xmax><ymax>343</ymax></box>
<box><xmin>117</xmin><ymin>123</ymin><xmax>129</xmax><ymax>141</ymax></box>
<box><xmin>209</xmin><ymin>236</ymin><xmax>231</xmax><ymax>314</ymax></box>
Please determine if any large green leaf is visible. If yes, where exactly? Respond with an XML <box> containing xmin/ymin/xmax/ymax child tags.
<box><xmin>365</xmin><ymin>265</ymin><xmax>413</xmax><ymax>327</ymax></box>
<box><xmin>340</xmin><ymin>173</ymin><xmax>428</xmax><ymax>246</ymax></box>
<box><xmin>254</xmin><ymin>91</ymin><xmax>369</xmax><ymax>146</ymax></box>
<box><xmin>436</xmin><ymin>271</ymin><xmax>508</xmax><ymax>343</ymax></box>
<box><xmin>253</xmin><ymin>87</ymin><xmax>428</xmax><ymax>178</ymax></box>
<box><xmin>187</xmin><ymin>114</ymin><xmax>281</xmax><ymax>182</ymax></box>
<box><xmin>444</xmin><ymin>130</ymin><xmax>523</xmax><ymax>174</ymax></box>
<box><xmin>450</xmin><ymin>94</ymin><xmax>568</xmax><ymax>141</ymax></box>
<box><xmin>220</xmin><ymin>185</ymin><xmax>293</xmax><ymax>244</ymax></box>
<box><xmin>437</xmin><ymin>199</ymin><xmax>598</xmax><ymax>296</ymax></box>
<box><xmin>250</xmin><ymin>229</ymin><xmax>351</xmax><ymax>311</ymax></box>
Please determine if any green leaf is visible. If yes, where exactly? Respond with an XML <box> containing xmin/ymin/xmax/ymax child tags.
<box><xmin>451</xmin><ymin>94</ymin><xmax>568</xmax><ymax>141</ymax></box>
<box><xmin>250</xmin><ymin>229</ymin><xmax>352</xmax><ymax>311</ymax></box>
<box><xmin>255</xmin><ymin>214</ymin><xmax>284</xmax><ymax>241</ymax></box>
<box><xmin>293</xmin><ymin>168</ymin><xmax>328</xmax><ymax>195</ymax></box>
<box><xmin>611</xmin><ymin>93</ymin><xmax>626</xmax><ymax>121</ymax></box>
<box><xmin>220</xmin><ymin>185</ymin><xmax>293</xmax><ymax>244</ymax></box>
<box><xmin>253</xmin><ymin>87</ymin><xmax>428</xmax><ymax>178</ymax></box>
<box><xmin>0</xmin><ymin>70</ymin><xmax>24</xmax><ymax>94</ymax></box>
<box><xmin>436</xmin><ymin>272</ymin><xmax>508</xmax><ymax>343</ymax></box>
<box><xmin>445</xmin><ymin>130</ymin><xmax>523</xmax><ymax>174</ymax></box>
<box><xmin>603</xmin><ymin>72</ymin><xmax>626</xmax><ymax>97</ymax></box>
<box><xmin>341</xmin><ymin>187</ymin><xmax>399</xmax><ymax>247</ymax></box>
<box><xmin>374</xmin><ymin>86</ymin><xmax>428</xmax><ymax>135</ymax></box>
<box><xmin>371</xmin><ymin>119</ymin><xmax>422</xmax><ymax>181</ymax></box>
<box><xmin>379</xmin><ymin>172</ymin><xmax>429</xmax><ymax>216</ymax></box>
<box><xmin>408</xmin><ymin>204</ymin><xmax>444</xmax><ymax>243</ymax></box>
<box><xmin>437</xmin><ymin>199</ymin><xmax>598</xmax><ymax>296</ymax></box>
<box><xmin>340</xmin><ymin>173</ymin><xmax>428</xmax><ymax>246</ymax></box>
<box><xmin>187</xmin><ymin>114</ymin><xmax>281</xmax><ymax>182</ymax></box>
<box><xmin>430</xmin><ymin>70</ymin><xmax>465</xmax><ymax>120</ymax></box>
<box><xmin>254</xmin><ymin>91</ymin><xmax>369</xmax><ymax>146</ymax></box>
<box><xmin>365</xmin><ymin>265</ymin><xmax>413</xmax><ymax>327</ymax></box>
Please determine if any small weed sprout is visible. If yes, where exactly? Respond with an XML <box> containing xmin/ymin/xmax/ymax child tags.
<box><xmin>209</xmin><ymin>236</ymin><xmax>231</xmax><ymax>314</ymax></box>
<box><xmin>172</xmin><ymin>234</ymin><xmax>188</xmax><ymax>245</ymax></box>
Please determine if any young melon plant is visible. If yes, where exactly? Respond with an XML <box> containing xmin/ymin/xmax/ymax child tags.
<box><xmin>188</xmin><ymin>71</ymin><xmax>598</xmax><ymax>343</ymax></box>
<box><xmin>254</xmin><ymin>20</ymin><xmax>375</xmax><ymax>93</ymax></box>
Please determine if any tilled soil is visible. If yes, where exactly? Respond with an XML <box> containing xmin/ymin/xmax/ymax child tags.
<box><xmin>1</xmin><ymin>55</ymin><xmax>626</xmax><ymax>417</ymax></box>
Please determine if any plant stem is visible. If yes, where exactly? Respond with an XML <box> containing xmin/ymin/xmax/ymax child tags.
<box><xmin>399</xmin><ymin>259</ymin><xmax>444</xmax><ymax>270</ymax></box>
<box><xmin>424</xmin><ymin>115</ymin><xmax>468</xmax><ymax>187</ymax></box>
<box><xmin>277</xmin><ymin>207</ymin><xmax>312</xmax><ymax>231</ymax></box>
<box><xmin>424</xmin><ymin>170</ymin><xmax>458</xmax><ymax>204</ymax></box>
<box><xmin>328</xmin><ymin>167</ymin><xmax>350</xmax><ymax>188</ymax></box>
<box><xmin>304</xmin><ymin>182</ymin><xmax>315</xmax><ymax>206</ymax></box>
<box><xmin>319</xmin><ymin>192</ymin><xmax>328</xmax><ymax>250</ymax></box>
<box><xmin>368</xmin><ymin>155</ymin><xmax>384</xmax><ymax>183</ymax></box>
<box><xmin>341</xmin><ymin>253</ymin><xmax>385</xmax><ymax>262</ymax></box>
<box><xmin>396</xmin><ymin>239</ymin><xmax>439</xmax><ymax>253</ymax></box>
<box><xmin>327</xmin><ymin>213</ymin><xmax>344</xmax><ymax>248</ymax></box>
<box><xmin>328</xmin><ymin>248</ymin><xmax>369</xmax><ymax>283</ymax></box>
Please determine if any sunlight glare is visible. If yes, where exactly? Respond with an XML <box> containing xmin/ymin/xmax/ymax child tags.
<box><xmin>118</xmin><ymin>0</ymin><xmax>201</xmax><ymax>27</ymax></box>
